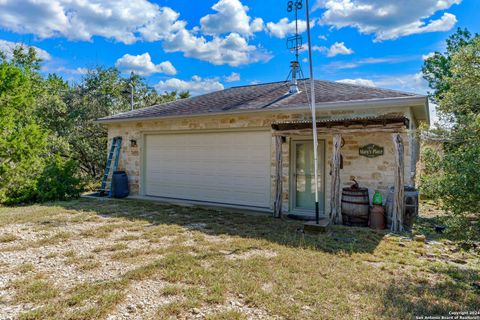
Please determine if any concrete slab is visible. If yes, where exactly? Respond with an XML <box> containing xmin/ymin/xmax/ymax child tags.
<box><xmin>303</xmin><ymin>219</ymin><xmax>330</xmax><ymax>233</ymax></box>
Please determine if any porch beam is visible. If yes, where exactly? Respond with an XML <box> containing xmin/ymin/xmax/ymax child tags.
<box><xmin>273</xmin><ymin>135</ymin><xmax>283</xmax><ymax>218</ymax></box>
<box><xmin>391</xmin><ymin>133</ymin><xmax>405</xmax><ymax>232</ymax></box>
<box><xmin>272</xmin><ymin>126</ymin><xmax>405</xmax><ymax>136</ymax></box>
<box><xmin>271</xmin><ymin>116</ymin><xmax>410</xmax><ymax>131</ymax></box>
<box><xmin>329</xmin><ymin>134</ymin><xmax>342</xmax><ymax>224</ymax></box>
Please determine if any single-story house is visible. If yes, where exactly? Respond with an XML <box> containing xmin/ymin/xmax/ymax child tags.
<box><xmin>98</xmin><ymin>79</ymin><xmax>429</xmax><ymax>220</ymax></box>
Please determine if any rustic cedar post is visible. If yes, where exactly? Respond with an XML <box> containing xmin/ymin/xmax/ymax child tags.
<box><xmin>330</xmin><ymin>134</ymin><xmax>342</xmax><ymax>224</ymax></box>
<box><xmin>273</xmin><ymin>135</ymin><xmax>283</xmax><ymax>218</ymax></box>
<box><xmin>391</xmin><ymin>133</ymin><xmax>405</xmax><ymax>232</ymax></box>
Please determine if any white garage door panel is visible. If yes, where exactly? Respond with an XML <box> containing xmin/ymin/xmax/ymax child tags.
<box><xmin>144</xmin><ymin>131</ymin><xmax>271</xmax><ymax>208</ymax></box>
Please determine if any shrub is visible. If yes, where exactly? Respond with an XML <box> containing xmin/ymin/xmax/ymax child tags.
<box><xmin>418</xmin><ymin>147</ymin><xmax>443</xmax><ymax>199</ymax></box>
<box><xmin>36</xmin><ymin>157</ymin><xmax>83</xmax><ymax>202</ymax></box>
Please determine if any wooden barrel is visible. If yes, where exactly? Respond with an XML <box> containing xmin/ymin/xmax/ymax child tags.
<box><xmin>341</xmin><ymin>187</ymin><xmax>369</xmax><ymax>226</ymax></box>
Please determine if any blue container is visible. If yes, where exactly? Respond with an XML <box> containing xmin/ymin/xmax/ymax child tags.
<box><xmin>112</xmin><ymin>171</ymin><xmax>129</xmax><ymax>198</ymax></box>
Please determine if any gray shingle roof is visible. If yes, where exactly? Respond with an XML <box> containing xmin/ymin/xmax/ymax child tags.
<box><xmin>98</xmin><ymin>79</ymin><xmax>423</xmax><ymax>122</ymax></box>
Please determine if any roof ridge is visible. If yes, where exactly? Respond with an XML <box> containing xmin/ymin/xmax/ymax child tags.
<box><xmin>231</xmin><ymin>78</ymin><xmax>422</xmax><ymax>97</ymax></box>
<box><xmin>229</xmin><ymin>79</ymin><xmax>288</xmax><ymax>89</ymax></box>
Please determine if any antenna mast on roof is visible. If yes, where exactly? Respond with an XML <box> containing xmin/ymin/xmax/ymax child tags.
<box><xmin>286</xmin><ymin>0</ymin><xmax>304</xmax><ymax>94</ymax></box>
<box><xmin>129</xmin><ymin>71</ymin><xmax>135</xmax><ymax>111</ymax></box>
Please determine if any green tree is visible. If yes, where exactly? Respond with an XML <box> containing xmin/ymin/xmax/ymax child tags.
<box><xmin>51</xmin><ymin>67</ymin><xmax>183</xmax><ymax>184</ymax></box>
<box><xmin>420</xmin><ymin>30</ymin><xmax>480</xmax><ymax>242</ymax></box>
<box><xmin>422</xmin><ymin>28</ymin><xmax>478</xmax><ymax>105</ymax></box>
<box><xmin>0</xmin><ymin>48</ymin><xmax>51</xmax><ymax>203</ymax></box>
<box><xmin>0</xmin><ymin>45</ymin><xmax>188</xmax><ymax>203</ymax></box>
<box><xmin>0</xmin><ymin>46</ymin><xmax>83</xmax><ymax>204</ymax></box>
<box><xmin>178</xmin><ymin>91</ymin><xmax>191</xmax><ymax>99</ymax></box>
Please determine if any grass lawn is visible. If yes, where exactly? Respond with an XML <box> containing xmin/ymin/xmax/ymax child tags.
<box><xmin>0</xmin><ymin>198</ymin><xmax>478</xmax><ymax>319</ymax></box>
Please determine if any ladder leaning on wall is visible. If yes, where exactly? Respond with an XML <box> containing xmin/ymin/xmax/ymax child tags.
<box><xmin>99</xmin><ymin>136</ymin><xmax>122</xmax><ymax>197</ymax></box>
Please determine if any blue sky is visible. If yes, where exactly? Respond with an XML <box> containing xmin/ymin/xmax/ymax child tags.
<box><xmin>0</xmin><ymin>0</ymin><xmax>478</xmax><ymax>98</ymax></box>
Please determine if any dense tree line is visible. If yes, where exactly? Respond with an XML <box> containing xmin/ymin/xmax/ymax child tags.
<box><xmin>0</xmin><ymin>47</ymin><xmax>188</xmax><ymax>204</ymax></box>
<box><xmin>420</xmin><ymin>28</ymin><xmax>480</xmax><ymax>242</ymax></box>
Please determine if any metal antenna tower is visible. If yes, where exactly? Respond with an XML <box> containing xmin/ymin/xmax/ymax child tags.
<box><xmin>286</xmin><ymin>0</ymin><xmax>304</xmax><ymax>94</ymax></box>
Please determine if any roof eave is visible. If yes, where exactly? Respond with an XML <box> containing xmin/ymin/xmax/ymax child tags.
<box><xmin>96</xmin><ymin>95</ymin><xmax>427</xmax><ymax>124</ymax></box>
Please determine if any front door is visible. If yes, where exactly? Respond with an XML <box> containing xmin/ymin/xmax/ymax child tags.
<box><xmin>292</xmin><ymin>140</ymin><xmax>325</xmax><ymax>214</ymax></box>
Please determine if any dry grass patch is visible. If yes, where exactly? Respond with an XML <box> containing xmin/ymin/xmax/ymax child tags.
<box><xmin>161</xmin><ymin>284</ymin><xmax>184</xmax><ymax>296</ymax></box>
<box><xmin>92</xmin><ymin>242</ymin><xmax>129</xmax><ymax>253</ymax></box>
<box><xmin>79</xmin><ymin>224</ymin><xmax>121</xmax><ymax>238</ymax></box>
<box><xmin>110</xmin><ymin>248</ymin><xmax>158</xmax><ymax>262</ymax></box>
<box><xmin>117</xmin><ymin>234</ymin><xmax>141</xmax><ymax>241</ymax></box>
<box><xmin>205</xmin><ymin>310</ymin><xmax>247</xmax><ymax>320</ymax></box>
<box><xmin>9</xmin><ymin>273</ymin><xmax>58</xmax><ymax>304</ymax></box>
<box><xmin>0</xmin><ymin>233</ymin><xmax>18</xmax><ymax>243</ymax></box>
<box><xmin>14</xmin><ymin>263</ymin><xmax>35</xmax><ymax>274</ymax></box>
<box><xmin>155</xmin><ymin>299</ymin><xmax>201</xmax><ymax>319</ymax></box>
<box><xmin>33</xmin><ymin>231</ymin><xmax>72</xmax><ymax>247</ymax></box>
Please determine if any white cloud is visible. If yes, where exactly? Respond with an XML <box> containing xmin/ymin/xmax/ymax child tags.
<box><xmin>0</xmin><ymin>0</ymin><xmax>185</xmax><ymax>44</ymax></box>
<box><xmin>357</xmin><ymin>72</ymin><xmax>437</xmax><ymax>123</ymax></box>
<box><xmin>0</xmin><ymin>39</ymin><xmax>51</xmax><ymax>61</ymax></box>
<box><xmin>251</xmin><ymin>18</ymin><xmax>265</xmax><ymax>33</ymax></box>
<box><xmin>266</xmin><ymin>18</ymin><xmax>310</xmax><ymax>39</ymax></box>
<box><xmin>53</xmin><ymin>66</ymin><xmax>88</xmax><ymax>75</ymax></box>
<box><xmin>337</xmin><ymin>78</ymin><xmax>376</xmax><ymax>87</ymax></box>
<box><xmin>422</xmin><ymin>52</ymin><xmax>436</xmax><ymax>60</ymax></box>
<box><xmin>313</xmin><ymin>41</ymin><xmax>354</xmax><ymax>57</ymax></box>
<box><xmin>74</xmin><ymin>67</ymin><xmax>89</xmax><ymax>75</ymax></box>
<box><xmin>338</xmin><ymin>72</ymin><xmax>431</xmax><ymax>95</ymax></box>
<box><xmin>375</xmin><ymin>72</ymin><xmax>429</xmax><ymax>94</ymax></box>
<box><xmin>0</xmin><ymin>0</ymin><xmax>271</xmax><ymax>67</ymax></box>
<box><xmin>163</xmin><ymin>30</ymin><xmax>271</xmax><ymax>67</ymax></box>
<box><xmin>156</xmin><ymin>61</ymin><xmax>177</xmax><ymax>76</ymax></box>
<box><xmin>315</xmin><ymin>0</ymin><xmax>460</xmax><ymax>41</ymax></box>
<box><xmin>200</xmin><ymin>0</ymin><xmax>264</xmax><ymax>36</ymax></box>
<box><xmin>155</xmin><ymin>76</ymin><xmax>224</xmax><ymax>96</ymax></box>
<box><xmin>115</xmin><ymin>53</ymin><xmax>177</xmax><ymax>76</ymax></box>
<box><xmin>159</xmin><ymin>0</ymin><xmax>271</xmax><ymax>67</ymax></box>
<box><xmin>327</xmin><ymin>42</ymin><xmax>354</xmax><ymax>57</ymax></box>
<box><xmin>137</xmin><ymin>7</ymin><xmax>186</xmax><ymax>42</ymax></box>
<box><xmin>323</xmin><ymin>56</ymin><xmax>417</xmax><ymax>70</ymax></box>
<box><xmin>39</xmin><ymin>62</ymin><xmax>90</xmax><ymax>80</ymax></box>
<box><xmin>376</xmin><ymin>13</ymin><xmax>457</xmax><ymax>41</ymax></box>
<box><xmin>224</xmin><ymin>72</ymin><xmax>240</xmax><ymax>82</ymax></box>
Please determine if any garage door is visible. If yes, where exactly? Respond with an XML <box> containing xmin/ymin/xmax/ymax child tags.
<box><xmin>144</xmin><ymin>131</ymin><xmax>271</xmax><ymax>208</ymax></box>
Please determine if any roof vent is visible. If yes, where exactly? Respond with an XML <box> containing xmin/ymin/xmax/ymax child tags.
<box><xmin>289</xmin><ymin>61</ymin><xmax>300</xmax><ymax>94</ymax></box>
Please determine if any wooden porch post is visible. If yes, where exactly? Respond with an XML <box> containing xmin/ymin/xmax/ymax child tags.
<box><xmin>330</xmin><ymin>134</ymin><xmax>342</xmax><ymax>224</ymax></box>
<box><xmin>273</xmin><ymin>135</ymin><xmax>283</xmax><ymax>218</ymax></box>
<box><xmin>391</xmin><ymin>133</ymin><xmax>405</xmax><ymax>232</ymax></box>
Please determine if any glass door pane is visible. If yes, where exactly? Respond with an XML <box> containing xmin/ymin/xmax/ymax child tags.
<box><xmin>294</xmin><ymin>141</ymin><xmax>325</xmax><ymax>212</ymax></box>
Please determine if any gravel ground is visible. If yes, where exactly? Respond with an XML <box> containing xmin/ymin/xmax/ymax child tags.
<box><xmin>0</xmin><ymin>199</ymin><xmax>478</xmax><ymax>320</ymax></box>
<box><xmin>0</xmin><ymin>208</ymin><xmax>276</xmax><ymax>320</ymax></box>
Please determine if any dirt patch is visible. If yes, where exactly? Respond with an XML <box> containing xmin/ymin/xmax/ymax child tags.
<box><xmin>185</xmin><ymin>296</ymin><xmax>280</xmax><ymax>320</ymax></box>
<box><xmin>225</xmin><ymin>249</ymin><xmax>278</xmax><ymax>260</ymax></box>
<box><xmin>106</xmin><ymin>279</ymin><xmax>176</xmax><ymax>320</ymax></box>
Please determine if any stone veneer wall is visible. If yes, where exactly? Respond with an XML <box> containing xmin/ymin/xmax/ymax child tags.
<box><xmin>279</xmin><ymin>130</ymin><xmax>411</xmax><ymax>214</ymax></box>
<box><xmin>105</xmin><ymin>106</ymin><xmax>414</xmax><ymax>213</ymax></box>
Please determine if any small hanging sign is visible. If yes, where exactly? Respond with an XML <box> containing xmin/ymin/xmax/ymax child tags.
<box><xmin>359</xmin><ymin>144</ymin><xmax>384</xmax><ymax>158</ymax></box>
